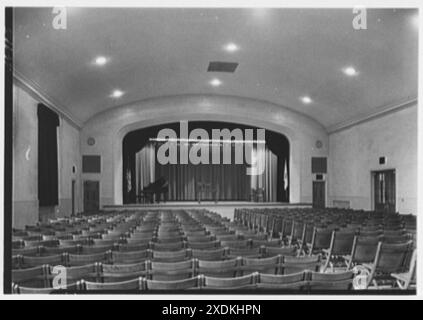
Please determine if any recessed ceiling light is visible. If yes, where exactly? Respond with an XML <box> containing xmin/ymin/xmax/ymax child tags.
<box><xmin>343</xmin><ymin>66</ymin><xmax>358</xmax><ymax>76</ymax></box>
<box><xmin>224</xmin><ymin>43</ymin><xmax>239</xmax><ymax>53</ymax></box>
<box><xmin>111</xmin><ymin>89</ymin><xmax>124</xmax><ymax>98</ymax></box>
<box><xmin>301</xmin><ymin>96</ymin><xmax>312</xmax><ymax>104</ymax></box>
<box><xmin>210</xmin><ymin>78</ymin><xmax>222</xmax><ymax>87</ymax></box>
<box><xmin>94</xmin><ymin>56</ymin><xmax>108</xmax><ymax>66</ymax></box>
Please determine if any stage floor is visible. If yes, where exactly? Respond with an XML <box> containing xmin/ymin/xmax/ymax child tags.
<box><xmin>103</xmin><ymin>201</ymin><xmax>312</xmax><ymax>220</ymax></box>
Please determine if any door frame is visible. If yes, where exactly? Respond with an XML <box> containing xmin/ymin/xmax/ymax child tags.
<box><xmin>83</xmin><ymin>180</ymin><xmax>100</xmax><ymax>212</ymax></box>
<box><xmin>371</xmin><ymin>169</ymin><xmax>396</xmax><ymax>213</ymax></box>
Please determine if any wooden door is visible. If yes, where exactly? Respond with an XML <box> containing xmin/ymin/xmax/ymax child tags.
<box><xmin>374</xmin><ymin>170</ymin><xmax>396</xmax><ymax>213</ymax></box>
<box><xmin>313</xmin><ymin>181</ymin><xmax>325</xmax><ymax>208</ymax></box>
<box><xmin>84</xmin><ymin>180</ymin><xmax>99</xmax><ymax>213</ymax></box>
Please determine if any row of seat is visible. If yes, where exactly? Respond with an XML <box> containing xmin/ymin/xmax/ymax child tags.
<box><xmin>13</xmin><ymin>242</ymin><xmax>417</xmax><ymax>293</ymax></box>
<box><xmin>13</xmin><ymin>254</ymin><xmax>323</xmax><ymax>286</ymax></box>
<box><xmin>234</xmin><ymin>208</ymin><xmax>416</xmax><ymax>239</ymax></box>
<box><xmin>12</xmin><ymin>270</ymin><xmax>356</xmax><ymax>294</ymax></box>
<box><xmin>13</xmin><ymin>211</ymin><xmax>142</xmax><ymax>236</ymax></box>
<box><xmin>13</xmin><ymin>210</ymin><xmax>267</xmax><ymax>250</ymax></box>
<box><xmin>13</xmin><ymin>228</ymin><xmax>412</xmax><ymax>259</ymax></box>
<box><xmin>190</xmin><ymin>209</ymin><xmax>417</xmax><ymax>289</ymax></box>
<box><xmin>12</xmin><ymin>210</ymin><xmax>297</xmax><ymax>270</ymax></box>
<box><xmin>12</xmin><ymin>245</ymin><xmax>300</xmax><ymax>269</ymax></box>
<box><xmin>13</xmin><ymin>227</ymin><xmax>271</xmax><ymax>247</ymax></box>
<box><xmin>13</xmin><ymin>236</ymin><xmax>277</xmax><ymax>255</ymax></box>
<box><xmin>231</xmin><ymin>208</ymin><xmax>416</xmax><ymax>289</ymax></box>
<box><xmin>13</xmin><ymin>232</ymin><xmax>415</xmax><ymax>271</ymax></box>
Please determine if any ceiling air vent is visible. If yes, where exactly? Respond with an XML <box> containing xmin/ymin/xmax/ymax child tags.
<box><xmin>207</xmin><ymin>61</ymin><xmax>239</xmax><ymax>73</ymax></box>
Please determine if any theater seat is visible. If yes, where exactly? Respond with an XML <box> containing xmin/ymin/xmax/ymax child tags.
<box><xmin>202</xmin><ymin>273</ymin><xmax>257</xmax><ymax>290</ymax></box>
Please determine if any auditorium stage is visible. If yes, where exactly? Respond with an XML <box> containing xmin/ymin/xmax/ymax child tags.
<box><xmin>102</xmin><ymin>202</ymin><xmax>312</xmax><ymax>220</ymax></box>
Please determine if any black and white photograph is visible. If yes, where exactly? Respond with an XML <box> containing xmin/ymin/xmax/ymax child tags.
<box><xmin>1</xmin><ymin>1</ymin><xmax>421</xmax><ymax>301</ymax></box>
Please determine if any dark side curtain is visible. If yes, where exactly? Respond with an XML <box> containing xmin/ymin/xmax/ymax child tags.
<box><xmin>37</xmin><ymin>103</ymin><xmax>59</xmax><ymax>206</ymax></box>
<box><xmin>266</xmin><ymin>131</ymin><xmax>289</xmax><ymax>202</ymax></box>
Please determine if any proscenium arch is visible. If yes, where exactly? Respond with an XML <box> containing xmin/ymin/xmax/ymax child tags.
<box><xmin>81</xmin><ymin>94</ymin><xmax>328</xmax><ymax>206</ymax></box>
<box><xmin>121</xmin><ymin>121</ymin><xmax>290</xmax><ymax>203</ymax></box>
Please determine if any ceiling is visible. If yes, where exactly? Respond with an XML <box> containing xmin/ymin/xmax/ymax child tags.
<box><xmin>14</xmin><ymin>7</ymin><xmax>418</xmax><ymax>128</ymax></box>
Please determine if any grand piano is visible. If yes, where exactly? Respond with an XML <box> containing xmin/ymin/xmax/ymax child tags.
<box><xmin>137</xmin><ymin>177</ymin><xmax>169</xmax><ymax>203</ymax></box>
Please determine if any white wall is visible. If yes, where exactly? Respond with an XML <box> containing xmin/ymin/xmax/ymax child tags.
<box><xmin>81</xmin><ymin>95</ymin><xmax>329</xmax><ymax>209</ymax></box>
<box><xmin>328</xmin><ymin>104</ymin><xmax>417</xmax><ymax>214</ymax></box>
<box><xmin>13</xmin><ymin>83</ymin><xmax>38</xmax><ymax>228</ymax></box>
<box><xmin>12</xmin><ymin>82</ymin><xmax>82</xmax><ymax>228</ymax></box>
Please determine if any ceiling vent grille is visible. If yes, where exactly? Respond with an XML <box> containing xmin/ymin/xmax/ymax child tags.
<box><xmin>207</xmin><ymin>61</ymin><xmax>239</xmax><ymax>73</ymax></box>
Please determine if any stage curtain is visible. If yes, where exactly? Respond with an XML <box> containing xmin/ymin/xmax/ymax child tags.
<box><xmin>124</xmin><ymin>121</ymin><xmax>289</xmax><ymax>203</ymax></box>
<box><xmin>157</xmin><ymin>163</ymin><xmax>250</xmax><ymax>201</ymax></box>
<box><xmin>250</xmin><ymin>146</ymin><xmax>278</xmax><ymax>202</ymax></box>
<box><xmin>37</xmin><ymin>103</ymin><xmax>59</xmax><ymax>206</ymax></box>
<box><xmin>155</xmin><ymin>143</ymin><xmax>250</xmax><ymax>201</ymax></box>
<box><xmin>135</xmin><ymin>143</ymin><xmax>156</xmax><ymax>196</ymax></box>
<box><xmin>135</xmin><ymin>142</ymin><xmax>283</xmax><ymax>202</ymax></box>
<box><xmin>135</xmin><ymin>143</ymin><xmax>279</xmax><ymax>202</ymax></box>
